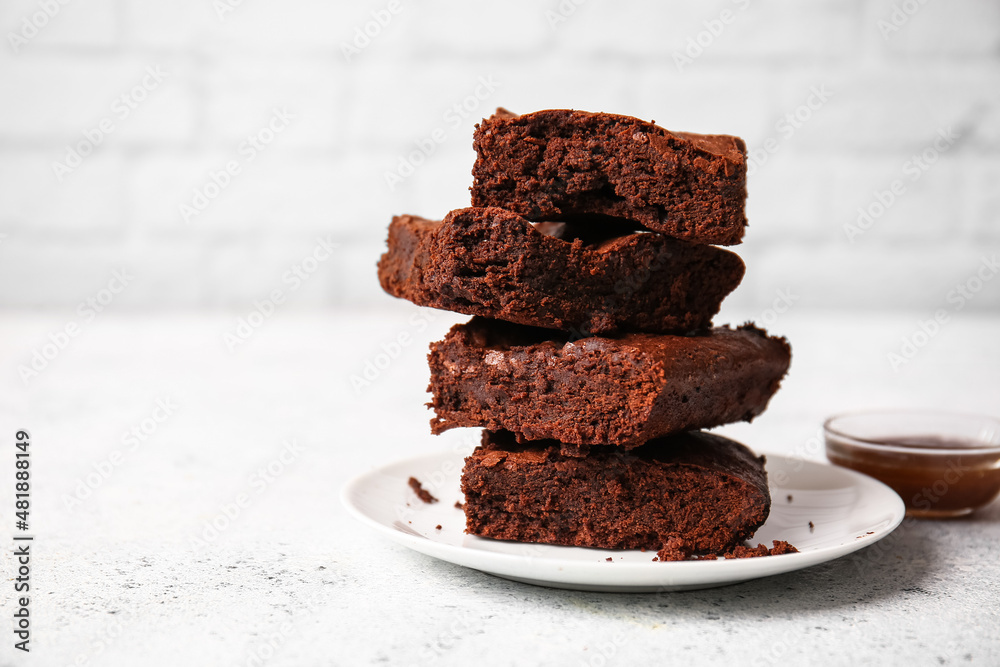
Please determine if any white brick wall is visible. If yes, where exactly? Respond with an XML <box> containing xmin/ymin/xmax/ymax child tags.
<box><xmin>1</xmin><ymin>0</ymin><xmax>998</xmax><ymax>312</ymax></box>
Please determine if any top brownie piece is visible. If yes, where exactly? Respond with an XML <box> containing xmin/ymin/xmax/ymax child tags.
<box><xmin>472</xmin><ymin>108</ymin><xmax>747</xmax><ymax>245</ymax></box>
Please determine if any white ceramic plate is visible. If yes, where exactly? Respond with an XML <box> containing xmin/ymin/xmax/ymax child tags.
<box><xmin>342</xmin><ymin>450</ymin><xmax>905</xmax><ymax>592</ymax></box>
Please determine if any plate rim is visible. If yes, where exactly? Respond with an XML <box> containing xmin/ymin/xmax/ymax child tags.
<box><xmin>341</xmin><ymin>450</ymin><xmax>906</xmax><ymax>591</ymax></box>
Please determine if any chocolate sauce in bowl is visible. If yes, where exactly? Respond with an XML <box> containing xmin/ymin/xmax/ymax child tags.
<box><xmin>825</xmin><ymin>434</ymin><xmax>1000</xmax><ymax>518</ymax></box>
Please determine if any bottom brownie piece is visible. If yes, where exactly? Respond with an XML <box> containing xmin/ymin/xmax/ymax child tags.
<box><xmin>461</xmin><ymin>430</ymin><xmax>771</xmax><ymax>556</ymax></box>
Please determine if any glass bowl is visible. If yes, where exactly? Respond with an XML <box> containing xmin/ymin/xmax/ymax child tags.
<box><xmin>824</xmin><ymin>409</ymin><xmax>1000</xmax><ymax>518</ymax></box>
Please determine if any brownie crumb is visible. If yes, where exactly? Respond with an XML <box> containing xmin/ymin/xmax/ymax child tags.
<box><xmin>655</xmin><ymin>536</ymin><xmax>691</xmax><ymax>562</ymax></box>
<box><xmin>656</xmin><ymin>540</ymin><xmax>799</xmax><ymax>562</ymax></box>
<box><xmin>606</xmin><ymin>557</ymin><xmax>613</xmax><ymax>562</ymax></box>
<box><xmin>724</xmin><ymin>543</ymin><xmax>770</xmax><ymax>559</ymax></box>
<box><xmin>768</xmin><ymin>540</ymin><xmax>798</xmax><ymax>555</ymax></box>
<box><xmin>787</xmin><ymin>494</ymin><xmax>793</xmax><ymax>503</ymax></box>
<box><xmin>454</xmin><ymin>501</ymin><xmax>464</xmax><ymax>510</ymax></box>
<box><xmin>408</xmin><ymin>477</ymin><xmax>438</xmax><ymax>504</ymax></box>
<box><xmin>808</xmin><ymin>521</ymin><xmax>815</xmax><ymax>532</ymax></box>
<box><xmin>435</xmin><ymin>525</ymin><xmax>442</xmax><ymax>531</ymax></box>
<box><xmin>723</xmin><ymin>540</ymin><xmax>799</xmax><ymax>559</ymax></box>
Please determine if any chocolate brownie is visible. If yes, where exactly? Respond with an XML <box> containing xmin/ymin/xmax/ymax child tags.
<box><xmin>471</xmin><ymin>109</ymin><xmax>748</xmax><ymax>245</ymax></box>
<box><xmin>461</xmin><ymin>430</ymin><xmax>771</xmax><ymax>554</ymax></box>
<box><xmin>428</xmin><ymin>317</ymin><xmax>791</xmax><ymax>447</ymax></box>
<box><xmin>377</xmin><ymin>207</ymin><xmax>745</xmax><ymax>335</ymax></box>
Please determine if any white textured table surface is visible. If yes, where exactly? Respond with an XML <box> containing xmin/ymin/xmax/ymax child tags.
<box><xmin>1</xmin><ymin>309</ymin><xmax>999</xmax><ymax>666</ymax></box>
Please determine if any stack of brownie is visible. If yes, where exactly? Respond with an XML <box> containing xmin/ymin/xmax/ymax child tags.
<box><xmin>378</xmin><ymin>109</ymin><xmax>792</xmax><ymax>560</ymax></box>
